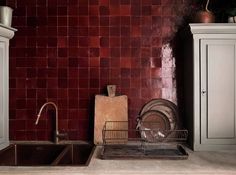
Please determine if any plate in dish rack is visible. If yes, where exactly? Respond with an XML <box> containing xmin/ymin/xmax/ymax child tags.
<box><xmin>137</xmin><ymin>110</ymin><xmax>171</xmax><ymax>142</ymax></box>
<box><xmin>139</xmin><ymin>98</ymin><xmax>179</xmax><ymax>130</ymax></box>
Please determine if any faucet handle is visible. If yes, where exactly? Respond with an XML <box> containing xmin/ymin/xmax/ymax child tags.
<box><xmin>57</xmin><ymin>130</ymin><xmax>68</xmax><ymax>140</ymax></box>
<box><xmin>54</xmin><ymin>130</ymin><xmax>68</xmax><ymax>143</ymax></box>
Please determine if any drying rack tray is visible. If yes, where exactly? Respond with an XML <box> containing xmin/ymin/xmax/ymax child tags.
<box><xmin>101</xmin><ymin>144</ymin><xmax>188</xmax><ymax>160</ymax></box>
<box><xmin>101</xmin><ymin>121</ymin><xmax>188</xmax><ymax>160</ymax></box>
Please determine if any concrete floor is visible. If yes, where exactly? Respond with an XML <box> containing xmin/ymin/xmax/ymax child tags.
<box><xmin>0</xmin><ymin>146</ymin><xmax>236</xmax><ymax>175</ymax></box>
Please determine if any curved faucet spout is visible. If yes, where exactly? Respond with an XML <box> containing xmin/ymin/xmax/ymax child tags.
<box><xmin>35</xmin><ymin>102</ymin><xmax>59</xmax><ymax>143</ymax></box>
<box><xmin>35</xmin><ymin>114</ymin><xmax>40</xmax><ymax>125</ymax></box>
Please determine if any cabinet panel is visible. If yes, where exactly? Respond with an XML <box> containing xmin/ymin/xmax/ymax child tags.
<box><xmin>0</xmin><ymin>43</ymin><xmax>3</xmax><ymax>141</ymax></box>
<box><xmin>0</xmin><ymin>41</ymin><xmax>8</xmax><ymax>150</ymax></box>
<box><xmin>201</xmin><ymin>39</ymin><xmax>236</xmax><ymax>145</ymax></box>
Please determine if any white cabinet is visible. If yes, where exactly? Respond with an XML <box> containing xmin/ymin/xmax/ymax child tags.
<box><xmin>186</xmin><ymin>24</ymin><xmax>236</xmax><ymax>151</ymax></box>
<box><xmin>0</xmin><ymin>25</ymin><xmax>16</xmax><ymax>150</ymax></box>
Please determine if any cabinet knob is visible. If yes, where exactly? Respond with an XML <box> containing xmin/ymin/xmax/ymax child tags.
<box><xmin>201</xmin><ymin>90</ymin><xmax>207</xmax><ymax>95</ymax></box>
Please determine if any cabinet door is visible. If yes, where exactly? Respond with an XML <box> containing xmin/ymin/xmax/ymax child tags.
<box><xmin>0</xmin><ymin>40</ymin><xmax>9</xmax><ymax>150</ymax></box>
<box><xmin>200</xmin><ymin>39</ymin><xmax>236</xmax><ymax>145</ymax></box>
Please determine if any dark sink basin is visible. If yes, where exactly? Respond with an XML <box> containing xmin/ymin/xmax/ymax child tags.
<box><xmin>53</xmin><ymin>144</ymin><xmax>95</xmax><ymax>166</ymax></box>
<box><xmin>0</xmin><ymin>143</ymin><xmax>94</xmax><ymax>166</ymax></box>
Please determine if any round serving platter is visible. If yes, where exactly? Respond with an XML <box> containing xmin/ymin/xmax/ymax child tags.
<box><xmin>139</xmin><ymin>98</ymin><xmax>179</xmax><ymax>130</ymax></box>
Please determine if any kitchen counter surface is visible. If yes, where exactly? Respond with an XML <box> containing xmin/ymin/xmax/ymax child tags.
<box><xmin>0</xmin><ymin>146</ymin><xmax>236</xmax><ymax>175</ymax></box>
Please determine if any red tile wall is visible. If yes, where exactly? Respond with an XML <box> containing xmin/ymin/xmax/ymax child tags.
<box><xmin>7</xmin><ymin>0</ymin><xmax>189</xmax><ymax>141</ymax></box>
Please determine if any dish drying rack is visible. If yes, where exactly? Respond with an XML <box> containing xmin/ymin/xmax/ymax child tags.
<box><xmin>101</xmin><ymin>121</ymin><xmax>188</xmax><ymax>160</ymax></box>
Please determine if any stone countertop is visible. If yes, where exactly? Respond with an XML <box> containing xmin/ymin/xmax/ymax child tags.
<box><xmin>0</xmin><ymin>146</ymin><xmax>236</xmax><ymax>175</ymax></box>
<box><xmin>10</xmin><ymin>140</ymin><xmax>90</xmax><ymax>145</ymax></box>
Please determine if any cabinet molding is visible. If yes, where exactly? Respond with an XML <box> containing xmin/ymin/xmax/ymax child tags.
<box><xmin>190</xmin><ymin>23</ymin><xmax>236</xmax><ymax>34</ymax></box>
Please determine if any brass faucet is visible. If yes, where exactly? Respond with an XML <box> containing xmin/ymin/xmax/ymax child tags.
<box><xmin>35</xmin><ymin>102</ymin><xmax>66</xmax><ymax>144</ymax></box>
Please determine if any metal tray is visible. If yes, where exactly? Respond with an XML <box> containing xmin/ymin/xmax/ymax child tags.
<box><xmin>139</xmin><ymin>98</ymin><xmax>179</xmax><ymax>130</ymax></box>
<box><xmin>101</xmin><ymin>144</ymin><xmax>188</xmax><ymax>160</ymax></box>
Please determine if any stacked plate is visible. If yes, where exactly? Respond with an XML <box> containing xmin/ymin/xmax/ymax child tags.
<box><xmin>137</xmin><ymin>99</ymin><xmax>179</xmax><ymax>142</ymax></box>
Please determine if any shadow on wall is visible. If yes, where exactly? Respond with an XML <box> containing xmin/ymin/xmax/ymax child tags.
<box><xmin>169</xmin><ymin>11</ymin><xmax>193</xmax><ymax>129</ymax></box>
<box><xmin>0</xmin><ymin>1</ymin><xmax>6</xmax><ymax>6</ymax></box>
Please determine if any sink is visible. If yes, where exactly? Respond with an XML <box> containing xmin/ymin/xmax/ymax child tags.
<box><xmin>53</xmin><ymin>144</ymin><xmax>95</xmax><ymax>166</ymax></box>
<box><xmin>0</xmin><ymin>143</ymin><xmax>95</xmax><ymax>166</ymax></box>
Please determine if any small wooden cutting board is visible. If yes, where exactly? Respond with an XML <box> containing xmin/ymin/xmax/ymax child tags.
<box><xmin>94</xmin><ymin>95</ymin><xmax>128</xmax><ymax>145</ymax></box>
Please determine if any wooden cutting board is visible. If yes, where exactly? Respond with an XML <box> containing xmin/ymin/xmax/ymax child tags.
<box><xmin>94</xmin><ymin>95</ymin><xmax>128</xmax><ymax>145</ymax></box>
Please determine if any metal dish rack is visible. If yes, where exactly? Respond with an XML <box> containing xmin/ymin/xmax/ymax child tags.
<box><xmin>101</xmin><ymin>121</ymin><xmax>188</xmax><ymax>160</ymax></box>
